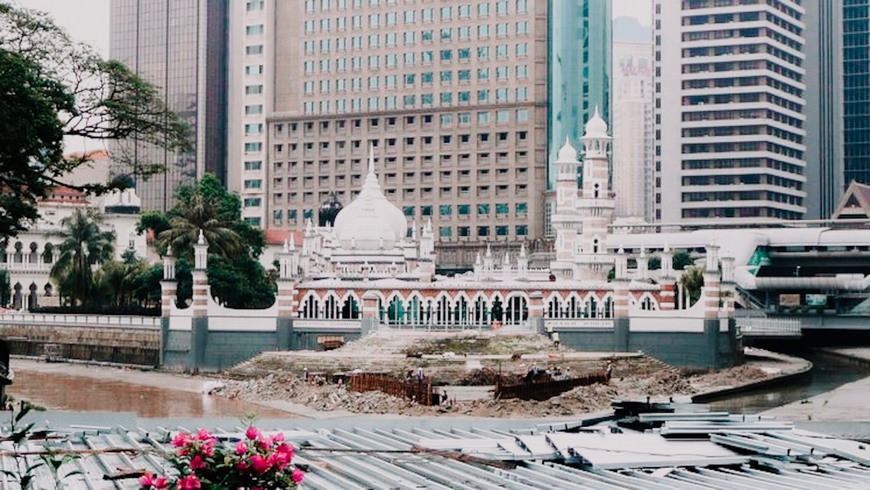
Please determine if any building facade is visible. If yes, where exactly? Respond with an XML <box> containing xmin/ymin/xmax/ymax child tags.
<box><xmin>843</xmin><ymin>1</ymin><xmax>870</xmax><ymax>189</ymax></box>
<box><xmin>654</xmin><ymin>0</ymin><xmax>807</xmax><ymax>223</ymax></box>
<box><xmin>109</xmin><ymin>0</ymin><xmax>229</xmax><ymax>211</ymax></box>
<box><xmin>229</xmin><ymin>0</ymin><xmax>610</xmax><ymax>261</ymax></box>
<box><xmin>612</xmin><ymin>38</ymin><xmax>654</xmax><ymax>221</ymax></box>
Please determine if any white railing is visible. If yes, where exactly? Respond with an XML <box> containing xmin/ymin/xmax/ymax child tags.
<box><xmin>0</xmin><ymin>313</ymin><xmax>160</xmax><ymax>329</ymax></box>
<box><xmin>738</xmin><ymin>317</ymin><xmax>802</xmax><ymax>337</ymax></box>
<box><xmin>292</xmin><ymin>319</ymin><xmax>362</xmax><ymax>330</ymax></box>
<box><xmin>545</xmin><ymin>319</ymin><xmax>614</xmax><ymax>329</ymax></box>
<box><xmin>1</xmin><ymin>262</ymin><xmax>52</xmax><ymax>272</ymax></box>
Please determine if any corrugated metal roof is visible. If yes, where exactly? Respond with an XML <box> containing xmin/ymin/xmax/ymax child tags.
<box><xmin>2</xmin><ymin>413</ymin><xmax>870</xmax><ymax>489</ymax></box>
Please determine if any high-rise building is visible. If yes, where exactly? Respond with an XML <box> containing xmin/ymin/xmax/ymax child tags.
<box><xmin>612</xmin><ymin>17</ymin><xmax>654</xmax><ymax>221</ymax></box>
<box><xmin>653</xmin><ymin>0</ymin><xmax>807</xmax><ymax>223</ymax></box>
<box><xmin>109</xmin><ymin>0</ymin><xmax>229</xmax><ymax>211</ymax></box>
<box><xmin>805</xmin><ymin>0</ymin><xmax>870</xmax><ymax>219</ymax></box>
<box><xmin>229</xmin><ymin>0</ymin><xmax>610</xmax><ymax>256</ymax></box>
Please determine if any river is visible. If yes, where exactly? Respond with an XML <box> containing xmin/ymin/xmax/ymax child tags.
<box><xmin>6</xmin><ymin>361</ymin><xmax>293</xmax><ymax>419</ymax></box>
<box><xmin>709</xmin><ymin>350</ymin><xmax>870</xmax><ymax>414</ymax></box>
<box><xmin>7</xmin><ymin>351</ymin><xmax>869</xmax><ymax>420</ymax></box>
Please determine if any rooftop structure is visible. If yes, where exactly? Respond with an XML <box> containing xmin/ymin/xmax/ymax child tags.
<box><xmin>7</xmin><ymin>410</ymin><xmax>870</xmax><ymax>489</ymax></box>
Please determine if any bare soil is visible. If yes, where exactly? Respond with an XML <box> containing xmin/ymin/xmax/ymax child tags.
<box><xmin>211</xmin><ymin>330</ymin><xmax>787</xmax><ymax>419</ymax></box>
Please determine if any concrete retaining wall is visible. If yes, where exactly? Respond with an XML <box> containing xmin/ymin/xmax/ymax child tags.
<box><xmin>0</xmin><ymin>323</ymin><xmax>160</xmax><ymax>366</ymax></box>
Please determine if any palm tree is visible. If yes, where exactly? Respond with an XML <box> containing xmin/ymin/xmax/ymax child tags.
<box><xmin>680</xmin><ymin>266</ymin><xmax>705</xmax><ymax>307</ymax></box>
<box><xmin>50</xmin><ymin>209</ymin><xmax>115</xmax><ymax>306</ymax></box>
<box><xmin>154</xmin><ymin>192</ymin><xmax>245</xmax><ymax>260</ymax></box>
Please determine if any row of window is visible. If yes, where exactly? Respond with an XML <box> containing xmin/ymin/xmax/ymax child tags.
<box><xmin>300</xmin><ymin>66</ymin><xmax>529</xmax><ymax>93</ymax></box>
<box><xmin>299</xmin><ymin>44</ymin><xmax>531</xmax><ymax>72</ymax></box>
<box><xmin>303</xmin><ymin>1</ymin><xmax>529</xmax><ymax>18</ymax></box>
<box><xmin>302</xmin><ymin>19</ymin><xmax>529</xmax><ymax>38</ymax></box>
<box><xmin>274</xmin><ymin>130</ymin><xmax>529</xmax><ymax>153</ymax></box>
<box><xmin>274</xmin><ymin>111</ymin><xmax>530</xmax><ymax>135</ymax></box>
<box><xmin>299</xmin><ymin>88</ymin><xmax>529</xmax><ymax>113</ymax></box>
<box><xmin>272</xmin><ymin>184</ymin><xmax>530</xmax><ymax>204</ymax></box>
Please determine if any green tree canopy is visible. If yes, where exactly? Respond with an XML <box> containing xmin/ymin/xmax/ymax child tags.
<box><xmin>49</xmin><ymin>209</ymin><xmax>116</xmax><ymax>306</ymax></box>
<box><xmin>0</xmin><ymin>3</ymin><xmax>191</xmax><ymax>240</ymax></box>
<box><xmin>139</xmin><ymin>174</ymin><xmax>273</xmax><ymax>309</ymax></box>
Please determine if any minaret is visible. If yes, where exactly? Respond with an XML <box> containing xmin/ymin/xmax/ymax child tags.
<box><xmin>549</xmin><ymin>138</ymin><xmax>582</xmax><ymax>279</ymax></box>
<box><xmin>575</xmin><ymin>107</ymin><xmax>616</xmax><ymax>281</ymax></box>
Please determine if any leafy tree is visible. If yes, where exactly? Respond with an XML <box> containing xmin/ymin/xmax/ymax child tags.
<box><xmin>0</xmin><ymin>3</ymin><xmax>191</xmax><ymax>240</ymax></box>
<box><xmin>0</xmin><ymin>269</ymin><xmax>10</xmax><ymax>307</ymax></box>
<box><xmin>139</xmin><ymin>175</ymin><xmax>273</xmax><ymax>309</ymax></box>
<box><xmin>672</xmin><ymin>250</ymin><xmax>694</xmax><ymax>271</ymax></box>
<box><xmin>130</xmin><ymin>264</ymin><xmax>165</xmax><ymax>309</ymax></box>
<box><xmin>94</xmin><ymin>251</ymin><xmax>149</xmax><ymax>309</ymax></box>
<box><xmin>49</xmin><ymin>209</ymin><xmax>115</xmax><ymax>306</ymax></box>
<box><xmin>680</xmin><ymin>266</ymin><xmax>705</xmax><ymax>307</ymax></box>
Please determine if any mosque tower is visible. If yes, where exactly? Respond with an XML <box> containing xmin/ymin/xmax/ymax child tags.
<box><xmin>550</xmin><ymin>108</ymin><xmax>616</xmax><ymax>281</ymax></box>
<box><xmin>575</xmin><ymin>107</ymin><xmax>616</xmax><ymax>280</ymax></box>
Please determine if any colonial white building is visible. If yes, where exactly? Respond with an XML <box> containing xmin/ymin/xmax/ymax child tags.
<box><xmin>0</xmin><ymin>187</ymin><xmax>146</xmax><ymax>309</ymax></box>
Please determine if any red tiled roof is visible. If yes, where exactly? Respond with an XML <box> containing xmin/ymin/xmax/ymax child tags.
<box><xmin>40</xmin><ymin>185</ymin><xmax>88</xmax><ymax>204</ymax></box>
<box><xmin>264</xmin><ymin>229</ymin><xmax>304</xmax><ymax>246</ymax></box>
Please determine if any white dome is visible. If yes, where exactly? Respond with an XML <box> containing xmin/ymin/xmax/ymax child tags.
<box><xmin>333</xmin><ymin>151</ymin><xmax>407</xmax><ymax>250</ymax></box>
<box><xmin>557</xmin><ymin>137</ymin><xmax>577</xmax><ymax>162</ymax></box>
<box><xmin>583</xmin><ymin>106</ymin><xmax>609</xmax><ymax>139</ymax></box>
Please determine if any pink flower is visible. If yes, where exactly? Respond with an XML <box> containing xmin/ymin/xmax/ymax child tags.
<box><xmin>245</xmin><ymin>426</ymin><xmax>260</xmax><ymax>440</ymax></box>
<box><xmin>194</xmin><ymin>428</ymin><xmax>213</xmax><ymax>441</ymax></box>
<box><xmin>171</xmin><ymin>432</ymin><xmax>191</xmax><ymax>448</ymax></box>
<box><xmin>276</xmin><ymin>442</ymin><xmax>295</xmax><ymax>459</ymax></box>
<box><xmin>236</xmin><ymin>460</ymin><xmax>250</xmax><ymax>471</ymax></box>
<box><xmin>235</xmin><ymin>440</ymin><xmax>249</xmax><ymax>455</ymax></box>
<box><xmin>189</xmin><ymin>454</ymin><xmax>206</xmax><ymax>470</ymax></box>
<box><xmin>249</xmin><ymin>454</ymin><xmax>271</xmax><ymax>474</ymax></box>
<box><xmin>291</xmin><ymin>468</ymin><xmax>305</xmax><ymax>484</ymax></box>
<box><xmin>200</xmin><ymin>439</ymin><xmax>216</xmax><ymax>457</ymax></box>
<box><xmin>176</xmin><ymin>475</ymin><xmax>201</xmax><ymax>489</ymax></box>
<box><xmin>139</xmin><ymin>473</ymin><xmax>169</xmax><ymax>489</ymax></box>
<box><xmin>270</xmin><ymin>432</ymin><xmax>285</xmax><ymax>444</ymax></box>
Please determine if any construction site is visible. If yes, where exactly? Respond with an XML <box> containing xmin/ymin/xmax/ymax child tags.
<box><xmin>211</xmin><ymin>329</ymin><xmax>792</xmax><ymax>419</ymax></box>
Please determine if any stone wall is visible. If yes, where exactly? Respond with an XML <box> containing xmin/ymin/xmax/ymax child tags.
<box><xmin>0</xmin><ymin>324</ymin><xmax>159</xmax><ymax>366</ymax></box>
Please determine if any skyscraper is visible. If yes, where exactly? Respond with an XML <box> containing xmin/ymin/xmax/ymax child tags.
<box><xmin>229</xmin><ymin>0</ymin><xmax>611</xmax><ymax>259</ymax></box>
<box><xmin>654</xmin><ymin>0</ymin><xmax>807</xmax><ymax>223</ymax></box>
<box><xmin>612</xmin><ymin>17</ymin><xmax>654</xmax><ymax>221</ymax></box>
<box><xmin>805</xmin><ymin>0</ymin><xmax>870</xmax><ymax>219</ymax></box>
<box><xmin>109</xmin><ymin>0</ymin><xmax>228</xmax><ymax>211</ymax></box>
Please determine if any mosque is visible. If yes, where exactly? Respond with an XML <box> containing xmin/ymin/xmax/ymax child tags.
<box><xmin>160</xmin><ymin>112</ymin><xmax>741</xmax><ymax>370</ymax></box>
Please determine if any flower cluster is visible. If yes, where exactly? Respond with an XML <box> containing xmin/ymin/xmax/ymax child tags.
<box><xmin>139</xmin><ymin>426</ymin><xmax>304</xmax><ymax>489</ymax></box>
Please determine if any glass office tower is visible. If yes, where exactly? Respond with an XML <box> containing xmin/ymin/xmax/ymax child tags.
<box><xmin>843</xmin><ymin>1</ymin><xmax>870</xmax><ymax>187</ymax></box>
<box><xmin>546</xmin><ymin>0</ymin><xmax>611</xmax><ymax>189</ymax></box>
<box><xmin>110</xmin><ymin>0</ymin><xmax>228</xmax><ymax>211</ymax></box>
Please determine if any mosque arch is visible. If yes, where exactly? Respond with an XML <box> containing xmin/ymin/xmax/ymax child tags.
<box><xmin>299</xmin><ymin>293</ymin><xmax>321</xmax><ymax>319</ymax></box>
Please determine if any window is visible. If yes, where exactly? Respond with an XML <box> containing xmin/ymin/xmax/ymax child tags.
<box><xmin>244</xmin><ymin>123</ymin><xmax>263</xmax><ymax>135</ymax></box>
<box><xmin>459</xmin><ymin>26</ymin><xmax>471</xmax><ymax>40</ymax></box>
<box><xmin>497</xmin><ymin>23</ymin><xmax>509</xmax><ymax>37</ymax></box>
<box><xmin>515</xmin><ymin>87</ymin><xmax>528</xmax><ymax>101</ymax></box>
<box><xmin>404</xmin><ymin>73</ymin><xmax>415</xmax><ymax>86</ymax></box>
<box><xmin>440</xmin><ymin>6</ymin><xmax>452</xmax><ymax>20</ymax></box>
<box><xmin>478</xmin><ymin>46</ymin><xmax>490</xmax><ymax>59</ymax></box>
<box><xmin>497</xmin><ymin>0</ymin><xmax>509</xmax><ymax>15</ymax></box>
<box><xmin>516</xmin><ymin>65</ymin><xmax>528</xmax><ymax>78</ymax></box>
<box><xmin>516</xmin><ymin>0</ymin><xmax>527</xmax><ymax>13</ymax></box>
<box><xmin>404</xmin><ymin>10</ymin><xmax>415</xmax><ymax>23</ymax></box>
<box><xmin>422</xmin><ymin>72</ymin><xmax>433</xmax><ymax>84</ymax></box>
<box><xmin>422</xmin><ymin>8</ymin><xmax>433</xmax><ymax>22</ymax></box>
<box><xmin>497</xmin><ymin>44</ymin><xmax>508</xmax><ymax>58</ymax></box>
<box><xmin>458</xmin><ymin>91</ymin><xmax>471</xmax><ymax>103</ymax></box>
<box><xmin>246</xmin><ymin>1</ymin><xmax>264</xmax><ymax>11</ymax></box>
<box><xmin>440</xmin><ymin>204</ymin><xmax>452</xmax><ymax>216</ymax></box>
<box><xmin>477</xmin><ymin>203</ymin><xmax>490</xmax><ymax>215</ymax></box>
<box><xmin>496</xmin><ymin>203</ymin><xmax>510</xmax><ymax>215</ymax></box>
<box><xmin>516</xmin><ymin>21</ymin><xmax>528</xmax><ymax>35</ymax></box>
<box><xmin>458</xmin><ymin>48</ymin><xmax>471</xmax><ymax>60</ymax></box>
<box><xmin>421</xmin><ymin>205</ymin><xmax>432</xmax><ymax>216</ymax></box>
<box><xmin>403</xmin><ymin>95</ymin><xmax>416</xmax><ymax>106</ymax></box>
<box><xmin>246</xmin><ymin>24</ymin><xmax>264</xmax><ymax>36</ymax></box>
<box><xmin>516</xmin><ymin>42</ymin><xmax>528</xmax><ymax>57</ymax></box>
<box><xmin>478</xmin><ymin>89</ymin><xmax>489</xmax><ymax>102</ymax></box>
<box><xmin>440</xmin><ymin>92</ymin><xmax>452</xmax><ymax>104</ymax></box>
<box><xmin>440</xmin><ymin>70</ymin><xmax>453</xmax><ymax>83</ymax></box>
<box><xmin>478</xmin><ymin>25</ymin><xmax>490</xmax><ymax>39</ymax></box>
<box><xmin>478</xmin><ymin>3</ymin><xmax>490</xmax><ymax>16</ymax></box>
<box><xmin>403</xmin><ymin>206</ymin><xmax>415</xmax><ymax>217</ymax></box>
<box><xmin>458</xmin><ymin>69</ymin><xmax>471</xmax><ymax>81</ymax></box>
<box><xmin>497</xmin><ymin>110</ymin><xmax>509</xmax><ymax>123</ymax></box>
<box><xmin>404</xmin><ymin>52</ymin><xmax>416</xmax><ymax>66</ymax></box>
<box><xmin>477</xmin><ymin>226</ymin><xmax>490</xmax><ymax>237</ymax></box>
<box><xmin>439</xmin><ymin>227</ymin><xmax>452</xmax><ymax>238</ymax></box>
<box><xmin>478</xmin><ymin>111</ymin><xmax>490</xmax><ymax>124</ymax></box>
<box><xmin>245</xmin><ymin>104</ymin><xmax>263</xmax><ymax>115</ymax></box>
<box><xmin>244</xmin><ymin>160</ymin><xmax>262</xmax><ymax>170</ymax></box>
<box><xmin>516</xmin><ymin>225</ymin><xmax>528</xmax><ymax>236</ymax></box>
<box><xmin>478</xmin><ymin>68</ymin><xmax>489</xmax><ymax>80</ymax></box>
<box><xmin>245</xmin><ymin>84</ymin><xmax>263</xmax><ymax>95</ymax></box>
<box><xmin>244</xmin><ymin>65</ymin><xmax>263</xmax><ymax>75</ymax></box>
<box><xmin>422</xmin><ymin>51</ymin><xmax>434</xmax><ymax>63</ymax></box>
<box><xmin>496</xmin><ymin>226</ymin><xmax>508</xmax><ymax>236</ymax></box>
<box><xmin>246</xmin><ymin>45</ymin><xmax>263</xmax><ymax>55</ymax></box>
<box><xmin>244</xmin><ymin>179</ymin><xmax>262</xmax><ymax>189</ymax></box>
<box><xmin>244</xmin><ymin>198</ymin><xmax>262</xmax><ymax>207</ymax></box>
<box><xmin>458</xmin><ymin>226</ymin><xmax>470</xmax><ymax>237</ymax></box>
<box><xmin>516</xmin><ymin>108</ymin><xmax>529</xmax><ymax>122</ymax></box>
<box><xmin>440</xmin><ymin>49</ymin><xmax>452</xmax><ymax>61</ymax></box>
<box><xmin>496</xmin><ymin>66</ymin><xmax>508</xmax><ymax>79</ymax></box>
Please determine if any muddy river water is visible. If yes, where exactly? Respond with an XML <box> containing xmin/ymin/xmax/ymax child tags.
<box><xmin>6</xmin><ymin>363</ymin><xmax>293</xmax><ymax>419</ymax></box>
